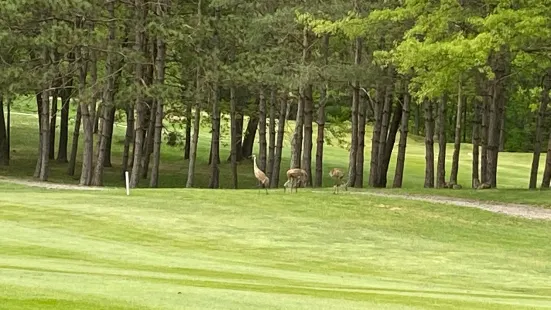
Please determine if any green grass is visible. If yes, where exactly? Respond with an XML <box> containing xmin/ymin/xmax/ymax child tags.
<box><xmin>1</xmin><ymin>182</ymin><xmax>551</xmax><ymax>309</ymax></box>
<box><xmin>2</xmin><ymin>98</ymin><xmax>551</xmax><ymax>309</ymax></box>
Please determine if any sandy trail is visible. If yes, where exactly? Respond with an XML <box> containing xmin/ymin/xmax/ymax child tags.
<box><xmin>312</xmin><ymin>190</ymin><xmax>551</xmax><ymax>220</ymax></box>
<box><xmin>0</xmin><ymin>177</ymin><xmax>106</xmax><ymax>191</ymax></box>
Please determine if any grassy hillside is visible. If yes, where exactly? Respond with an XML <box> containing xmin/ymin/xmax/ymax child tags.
<box><xmin>1</xmin><ymin>182</ymin><xmax>551</xmax><ymax>309</ymax></box>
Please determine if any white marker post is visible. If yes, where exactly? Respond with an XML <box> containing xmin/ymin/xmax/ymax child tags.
<box><xmin>125</xmin><ymin>171</ymin><xmax>130</xmax><ymax>196</ymax></box>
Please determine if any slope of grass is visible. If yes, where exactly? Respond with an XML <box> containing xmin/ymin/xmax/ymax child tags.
<box><xmin>3</xmin><ymin>95</ymin><xmax>551</xmax><ymax>207</ymax></box>
<box><xmin>1</xmin><ymin>182</ymin><xmax>551</xmax><ymax>309</ymax></box>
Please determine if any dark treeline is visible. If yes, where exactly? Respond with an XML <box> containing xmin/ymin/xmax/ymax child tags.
<box><xmin>0</xmin><ymin>0</ymin><xmax>550</xmax><ymax>190</ymax></box>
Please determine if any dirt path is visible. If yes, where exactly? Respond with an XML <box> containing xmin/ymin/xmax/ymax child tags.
<box><xmin>0</xmin><ymin>177</ymin><xmax>106</xmax><ymax>191</ymax></box>
<box><xmin>313</xmin><ymin>190</ymin><xmax>551</xmax><ymax>220</ymax></box>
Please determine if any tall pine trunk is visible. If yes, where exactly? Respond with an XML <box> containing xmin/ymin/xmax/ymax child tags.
<box><xmin>209</xmin><ymin>85</ymin><xmax>221</xmax><ymax>188</ymax></box>
<box><xmin>267</xmin><ymin>89</ymin><xmax>277</xmax><ymax>181</ymax></box>
<box><xmin>141</xmin><ymin>99</ymin><xmax>156</xmax><ymax>178</ymax></box>
<box><xmin>301</xmin><ymin>84</ymin><xmax>314</xmax><ymax>187</ymax></box>
<box><xmin>33</xmin><ymin>93</ymin><xmax>43</xmax><ymax>178</ymax></box>
<box><xmin>347</xmin><ymin>37</ymin><xmax>362</xmax><ymax>188</ymax></box>
<box><xmin>480</xmin><ymin>94</ymin><xmax>489</xmax><ymax>183</ymax></box>
<box><xmin>375</xmin><ymin>78</ymin><xmax>393</xmax><ymax>188</ymax></box>
<box><xmin>186</xmin><ymin>65</ymin><xmax>202</xmax><ymax>188</ymax></box>
<box><xmin>393</xmin><ymin>85</ymin><xmax>410</xmax><ymax>188</ymax></box>
<box><xmin>67</xmin><ymin>105</ymin><xmax>81</xmax><ymax>176</ymax></box>
<box><xmin>381</xmin><ymin>101</ymin><xmax>402</xmax><ymax>187</ymax></box>
<box><xmin>130</xmin><ymin>0</ymin><xmax>147</xmax><ymax>188</ymax></box>
<box><xmin>38</xmin><ymin>86</ymin><xmax>51</xmax><ymax>181</ymax></box>
<box><xmin>121</xmin><ymin>106</ymin><xmax>134</xmax><ymax>179</ymax></box>
<box><xmin>369</xmin><ymin>87</ymin><xmax>383</xmax><ymax>186</ymax></box>
<box><xmin>48</xmin><ymin>90</ymin><xmax>57</xmax><ymax>160</ymax></box>
<box><xmin>184</xmin><ymin>101</ymin><xmax>192</xmax><ymax>160</ymax></box>
<box><xmin>424</xmin><ymin>99</ymin><xmax>435</xmax><ymax>188</ymax></box>
<box><xmin>538</xmin><ymin>71</ymin><xmax>551</xmax><ymax>188</ymax></box>
<box><xmin>449</xmin><ymin>84</ymin><xmax>464</xmax><ymax>185</ymax></box>
<box><xmin>291</xmin><ymin>92</ymin><xmax>304</xmax><ymax>169</ymax></box>
<box><xmin>315</xmin><ymin>34</ymin><xmax>329</xmax><ymax>187</ymax></box>
<box><xmin>272</xmin><ymin>93</ymin><xmax>288</xmax><ymax>188</ymax></box>
<box><xmin>258</xmin><ymin>88</ymin><xmax>268</xmax><ymax>173</ymax></box>
<box><xmin>230</xmin><ymin>86</ymin><xmax>238</xmax><ymax>188</ymax></box>
<box><xmin>0</xmin><ymin>95</ymin><xmax>8</xmax><ymax>166</ymax></box>
<box><xmin>436</xmin><ymin>95</ymin><xmax>447</xmax><ymax>188</ymax></box>
<box><xmin>472</xmin><ymin>98</ymin><xmax>482</xmax><ymax>188</ymax></box>
<box><xmin>57</xmin><ymin>82</ymin><xmax>71</xmax><ymax>163</ymax></box>
<box><xmin>355</xmin><ymin>88</ymin><xmax>367</xmax><ymax>188</ymax></box>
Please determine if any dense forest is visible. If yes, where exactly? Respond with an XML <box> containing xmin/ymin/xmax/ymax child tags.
<box><xmin>0</xmin><ymin>0</ymin><xmax>550</xmax><ymax>190</ymax></box>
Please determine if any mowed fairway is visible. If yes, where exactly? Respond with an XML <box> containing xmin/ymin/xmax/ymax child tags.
<box><xmin>1</xmin><ymin>182</ymin><xmax>551</xmax><ymax>309</ymax></box>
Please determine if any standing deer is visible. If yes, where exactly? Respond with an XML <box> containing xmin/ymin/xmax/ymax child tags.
<box><xmin>284</xmin><ymin>168</ymin><xmax>307</xmax><ymax>193</ymax></box>
<box><xmin>251</xmin><ymin>154</ymin><xmax>269</xmax><ymax>194</ymax></box>
<box><xmin>329</xmin><ymin>168</ymin><xmax>347</xmax><ymax>194</ymax></box>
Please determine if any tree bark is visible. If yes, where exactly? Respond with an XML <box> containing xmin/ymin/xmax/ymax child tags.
<box><xmin>393</xmin><ymin>86</ymin><xmax>410</xmax><ymax>188</ymax></box>
<box><xmin>67</xmin><ymin>105</ymin><xmax>81</xmax><ymax>176</ymax></box>
<box><xmin>472</xmin><ymin>98</ymin><xmax>482</xmax><ymax>188</ymax></box>
<box><xmin>424</xmin><ymin>99</ymin><xmax>435</xmax><ymax>188</ymax></box>
<box><xmin>449</xmin><ymin>84</ymin><xmax>464</xmax><ymax>185</ymax></box>
<box><xmin>209</xmin><ymin>84</ymin><xmax>221</xmax><ymax>188</ymax></box>
<box><xmin>272</xmin><ymin>93</ymin><xmax>288</xmax><ymax>188</ymax></box>
<box><xmin>381</xmin><ymin>100</ymin><xmax>402</xmax><ymax>187</ymax></box>
<box><xmin>241</xmin><ymin>115</ymin><xmax>258</xmax><ymax>158</ymax></box>
<box><xmin>184</xmin><ymin>100</ymin><xmax>192</xmax><ymax>160</ymax></box>
<box><xmin>229</xmin><ymin>86</ymin><xmax>238</xmax><ymax>188</ymax></box>
<box><xmin>375</xmin><ymin>77</ymin><xmax>393</xmax><ymax>188</ymax></box>
<box><xmin>436</xmin><ymin>94</ymin><xmax>447</xmax><ymax>188</ymax></box>
<box><xmin>186</xmin><ymin>65</ymin><xmax>202</xmax><ymax>188</ymax></box>
<box><xmin>369</xmin><ymin>88</ymin><xmax>383</xmax><ymax>187</ymax></box>
<box><xmin>57</xmin><ymin>83</ymin><xmax>71</xmax><ymax>163</ymax></box>
<box><xmin>301</xmin><ymin>84</ymin><xmax>314</xmax><ymax>187</ymax></box>
<box><xmin>129</xmin><ymin>0</ymin><xmax>147</xmax><ymax>188</ymax></box>
<box><xmin>103</xmin><ymin>107</ymin><xmax>116</xmax><ymax>167</ymax></box>
<box><xmin>267</xmin><ymin>88</ymin><xmax>277</xmax><ymax>181</ymax></box>
<box><xmin>38</xmin><ymin>86</ymin><xmax>51</xmax><ymax>181</ymax></box>
<box><xmin>538</xmin><ymin>71</ymin><xmax>551</xmax><ymax>188</ymax></box>
<box><xmin>355</xmin><ymin>87</ymin><xmax>367</xmax><ymax>188</ymax></box>
<box><xmin>481</xmin><ymin>94</ymin><xmax>490</xmax><ymax>184</ymax></box>
<box><xmin>0</xmin><ymin>95</ymin><xmax>8</xmax><ymax>166</ymax></box>
<box><xmin>291</xmin><ymin>92</ymin><xmax>304</xmax><ymax>169</ymax></box>
<box><xmin>48</xmin><ymin>90</ymin><xmax>57</xmax><ymax>160</ymax></box>
<box><xmin>259</xmin><ymin>88</ymin><xmax>268</xmax><ymax>174</ymax></box>
<box><xmin>315</xmin><ymin>34</ymin><xmax>329</xmax><ymax>187</ymax></box>
<box><xmin>141</xmin><ymin>99</ymin><xmax>156</xmax><ymax>178</ymax></box>
<box><xmin>121</xmin><ymin>106</ymin><xmax>134</xmax><ymax>179</ymax></box>
<box><xmin>33</xmin><ymin>93</ymin><xmax>43</xmax><ymax>178</ymax></box>
<box><xmin>347</xmin><ymin>37</ymin><xmax>362</xmax><ymax>188</ymax></box>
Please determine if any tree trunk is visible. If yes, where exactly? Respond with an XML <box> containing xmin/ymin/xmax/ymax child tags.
<box><xmin>184</xmin><ymin>101</ymin><xmax>192</xmax><ymax>160</ymax></box>
<box><xmin>375</xmin><ymin>77</ymin><xmax>393</xmax><ymax>188</ymax></box>
<box><xmin>129</xmin><ymin>0</ymin><xmax>147</xmax><ymax>188</ymax></box>
<box><xmin>0</xmin><ymin>95</ymin><xmax>8</xmax><ymax>166</ymax></box>
<box><xmin>424</xmin><ymin>99</ymin><xmax>435</xmax><ymax>188</ymax></box>
<box><xmin>272</xmin><ymin>93</ymin><xmax>288</xmax><ymax>188</ymax></box>
<box><xmin>39</xmin><ymin>87</ymin><xmax>51</xmax><ymax>181</ymax></box>
<box><xmin>381</xmin><ymin>101</ymin><xmax>403</xmax><ymax>187</ymax></box>
<box><xmin>141</xmin><ymin>99</ymin><xmax>156</xmax><ymax>178</ymax></box>
<box><xmin>267</xmin><ymin>88</ymin><xmax>277</xmax><ymax>181</ymax></box>
<box><xmin>103</xmin><ymin>107</ymin><xmax>116</xmax><ymax>167</ymax></box>
<box><xmin>393</xmin><ymin>86</ymin><xmax>410</xmax><ymax>188</ymax></box>
<box><xmin>347</xmin><ymin>37</ymin><xmax>362</xmax><ymax>187</ymax></box>
<box><xmin>499</xmin><ymin>106</ymin><xmax>506</xmax><ymax>152</ymax></box>
<box><xmin>538</xmin><ymin>71</ymin><xmax>551</xmax><ymax>188</ymax></box>
<box><xmin>449</xmin><ymin>84</ymin><xmax>464</xmax><ymax>185</ymax></box>
<box><xmin>33</xmin><ymin>93</ymin><xmax>43</xmax><ymax>178</ymax></box>
<box><xmin>121</xmin><ymin>106</ymin><xmax>134</xmax><ymax>179</ymax></box>
<box><xmin>354</xmin><ymin>88</ymin><xmax>367</xmax><ymax>188</ymax></box>
<box><xmin>258</xmin><ymin>88</ymin><xmax>268</xmax><ymax>175</ymax></box>
<box><xmin>487</xmin><ymin>48</ymin><xmax>510</xmax><ymax>188</ymax></box>
<box><xmin>369</xmin><ymin>88</ymin><xmax>383</xmax><ymax>186</ymax></box>
<box><xmin>291</xmin><ymin>92</ymin><xmax>304</xmax><ymax>169</ymax></box>
<box><xmin>462</xmin><ymin>101</ymin><xmax>467</xmax><ymax>143</ymax></box>
<box><xmin>150</xmin><ymin>7</ymin><xmax>166</xmax><ymax>188</ymax></box>
<box><xmin>209</xmin><ymin>85</ymin><xmax>221</xmax><ymax>188</ymax></box>
<box><xmin>67</xmin><ymin>105</ymin><xmax>82</xmax><ymax>176</ymax></box>
<box><xmin>315</xmin><ymin>34</ymin><xmax>329</xmax><ymax>187</ymax></box>
<box><xmin>472</xmin><ymin>98</ymin><xmax>482</xmax><ymax>188</ymax></box>
<box><xmin>241</xmin><ymin>115</ymin><xmax>258</xmax><ymax>158</ymax></box>
<box><xmin>301</xmin><ymin>84</ymin><xmax>314</xmax><ymax>187</ymax></box>
<box><xmin>414</xmin><ymin>104</ymin><xmax>420</xmax><ymax>135</ymax></box>
<box><xmin>186</xmin><ymin>66</ymin><xmax>202</xmax><ymax>188</ymax></box>
<box><xmin>57</xmin><ymin>83</ymin><xmax>71</xmax><ymax>163</ymax></box>
<box><xmin>436</xmin><ymin>95</ymin><xmax>447</xmax><ymax>188</ymax></box>
<box><xmin>481</xmin><ymin>94</ymin><xmax>489</xmax><ymax>184</ymax></box>
<box><xmin>229</xmin><ymin>87</ymin><xmax>239</xmax><ymax>188</ymax></box>
<box><xmin>48</xmin><ymin>90</ymin><xmax>57</xmax><ymax>160</ymax></box>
